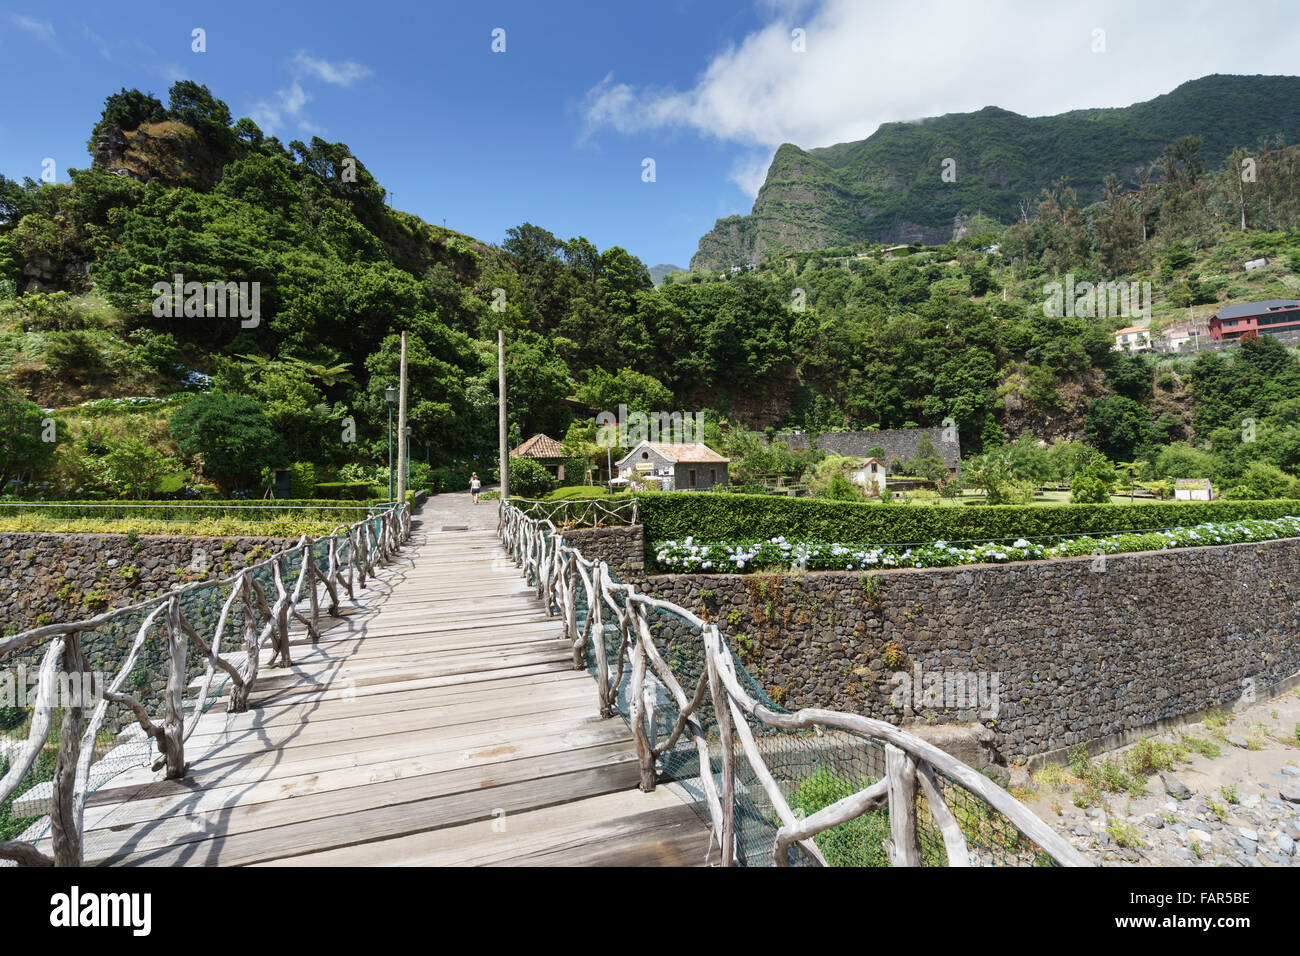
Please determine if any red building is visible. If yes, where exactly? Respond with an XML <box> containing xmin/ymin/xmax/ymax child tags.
<box><xmin>1208</xmin><ymin>299</ymin><xmax>1300</xmax><ymax>340</ymax></box>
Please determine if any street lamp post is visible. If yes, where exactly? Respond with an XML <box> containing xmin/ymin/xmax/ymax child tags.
<box><xmin>385</xmin><ymin>386</ymin><xmax>397</xmax><ymax>502</ymax></box>
<box><xmin>405</xmin><ymin>425</ymin><xmax>412</xmax><ymax>493</ymax></box>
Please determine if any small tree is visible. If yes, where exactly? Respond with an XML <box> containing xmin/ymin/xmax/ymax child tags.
<box><xmin>92</xmin><ymin>87</ymin><xmax>167</xmax><ymax>138</ymax></box>
<box><xmin>1239</xmin><ymin>461</ymin><xmax>1293</xmax><ymax>499</ymax></box>
<box><xmin>509</xmin><ymin>457</ymin><xmax>555</xmax><ymax>499</ymax></box>
<box><xmin>94</xmin><ymin>435</ymin><xmax>174</xmax><ymax>499</ymax></box>
<box><xmin>1069</xmin><ymin>473</ymin><xmax>1111</xmax><ymax>504</ymax></box>
<box><xmin>908</xmin><ymin>437</ymin><xmax>948</xmax><ymax>483</ymax></box>
<box><xmin>965</xmin><ymin>451</ymin><xmax>1034</xmax><ymax>505</ymax></box>
<box><xmin>168</xmin><ymin>391</ymin><xmax>280</xmax><ymax>494</ymax></box>
<box><xmin>980</xmin><ymin>412</ymin><xmax>1002</xmax><ymax>451</ymax></box>
<box><xmin>807</xmin><ymin>455</ymin><xmax>858</xmax><ymax>498</ymax></box>
<box><xmin>0</xmin><ymin>385</ymin><xmax>64</xmax><ymax>490</ymax></box>
<box><xmin>823</xmin><ymin>471</ymin><xmax>861</xmax><ymax>501</ymax></box>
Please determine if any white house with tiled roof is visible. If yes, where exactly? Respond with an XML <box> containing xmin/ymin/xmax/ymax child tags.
<box><xmin>614</xmin><ymin>441</ymin><xmax>729</xmax><ymax>491</ymax></box>
<box><xmin>1113</xmin><ymin>326</ymin><xmax>1152</xmax><ymax>352</ymax></box>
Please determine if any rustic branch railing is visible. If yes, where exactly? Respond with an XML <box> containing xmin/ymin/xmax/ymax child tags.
<box><xmin>511</xmin><ymin>496</ymin><xmax>639</xmax><ymax>529</ymax></box>
<box><xmin>0</xmin><ymin>502</ymin><xmax>410</xmax><ymax>867</ymax></box>
<box><xmin>499</xmin><ymin>502</ymin><xmax>1089</xmax><ymax>868</ymax></box>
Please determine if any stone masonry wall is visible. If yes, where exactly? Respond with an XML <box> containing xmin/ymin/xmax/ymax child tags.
<box><xmin>560</xmin><ymin>525</ymin><xmax>644</xmax><ymax>581</ymax></box>
<box><xmin>0</xmin><ymin>532</ymin><xmax>298</xmax><ymax>731</ymax></box>
<box><xmin>0</xmin><ymin>532</ymin><xmax>299</xmax><ymax>632</ymax></box>
<box><xmin>640</xmin><ymin>537</ymin><xmax>1300</xmax><ymax>764</ymax></box>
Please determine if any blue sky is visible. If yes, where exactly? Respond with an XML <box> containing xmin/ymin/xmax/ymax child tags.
<box><xmin>3</xmin><ymin>1</ymin><xmax>1300</xmax><ymax>268</ymax></box>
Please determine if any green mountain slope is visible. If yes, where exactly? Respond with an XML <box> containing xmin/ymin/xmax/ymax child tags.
<box><xmin>692</xmin><ymin>74</ymin><xmax>1300</xmax><ymax>269</ymax></box>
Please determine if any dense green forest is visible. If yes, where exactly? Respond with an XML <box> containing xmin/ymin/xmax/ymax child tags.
<box><xmin>2</xmin><ymin>80</ymin><xmax>1300</xmax><ymax>501</ymax></box>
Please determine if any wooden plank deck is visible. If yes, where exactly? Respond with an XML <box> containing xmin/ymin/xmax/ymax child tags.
<box><xmin>58</xmin><ymin>517</ymin><xmax>714</xmax><ymax>867</ymax></box>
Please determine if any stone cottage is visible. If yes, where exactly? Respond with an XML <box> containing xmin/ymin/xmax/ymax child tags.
<box><xmin>849</xmin><ymin>457</ymin><xmax>887</xmax><ymax>495</ymax></box>
<box><xmin>510</xmin><ymin>433</ymin><xmax>568</xmax><ymax>481</ymax></box>
<box><xmin>615</xmin><ymin>441</ymin><xmax>729</xmax><ymax>491</ymax></box>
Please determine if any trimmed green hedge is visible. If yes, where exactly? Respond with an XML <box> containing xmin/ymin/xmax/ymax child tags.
<box><xmin>0</xmin><ymin>499</ymin><xmax>383</xmax><ymax>522</ymax></box>
<box><xmin>313</xmin><ymin>481</ymin><xmax>384</xmax><ymax>500</ymax></box>
<box><xmin>633</xmin><ymin>492</ymin><xmax>1300</xmax><ymax>546</ymax></box>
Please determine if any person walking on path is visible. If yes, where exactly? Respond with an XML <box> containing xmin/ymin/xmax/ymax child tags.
<box><xmin>470</xmin><ymin>472</ymin><xmax>482</xmax><ymax>504</ymax></box>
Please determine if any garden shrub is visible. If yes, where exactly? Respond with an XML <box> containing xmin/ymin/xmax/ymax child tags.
<box><xmin>1069</xmin><ymin>473</ymin><xmax>1111</xmax><ymax>504</ymax></box>
<box><xmin>289</xmin><ymin>462</ymin><xmax>316</xmax><ymax>499</ymax></box>
<box><xmin>510</xmin><ymin>457</ymin><xmax>556</xmax><ymax>499</ymax></box>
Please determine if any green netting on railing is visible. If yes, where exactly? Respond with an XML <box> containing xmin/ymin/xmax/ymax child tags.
<box><xmin>542</xmin><ymin>523</ymin><xmax>1060</xmax><ymax>868</ymax></box>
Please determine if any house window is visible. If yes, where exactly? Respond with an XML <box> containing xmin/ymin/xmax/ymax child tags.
<box><xmin>641</xmin><ymin>451</ymin><xmax>649</xmax><ymax>459</ymax></box>
<box><xmin>709</xmin><ymin>468</ymin><xmax>716</xmax><ymax>484</ymax></box>
<box><xmin>689</xmin><ymin>469</ymin><xmax>697</xmax><ymax>488</ymax></box>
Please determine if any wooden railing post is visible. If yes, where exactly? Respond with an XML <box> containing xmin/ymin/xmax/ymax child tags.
<box><xmin>304</xmin><ymin>538</ymin><xmax>319</xmax><ymax>628</ymax></box>
<box><xmin>229</xmin><ymin>572</ymin><xmax>257</xmax><ymax>712</ymax></box>
<box><xmin>272</xmin><ymin>555</ymin><xmax>291</xmax><ymax>667</ymax></box>
<box><xmin>704</xmin><ymin>625</ymin><xmax>736</xmax><ymax>866</ymax></box>
<box><xmin>627</xmin><ymin>605</ymin><xmax>656</xmax><ymax>792</ymax></box>
<box><xmin>50</xmin><ymin>630</ymin><xmax>87</xmax><ymax>866</ymax></box>
<box><xmin>885</xmin><ymin>744</ymin><xmax>922</xmax><ymax>866</ymax></box>
<box><xmin>161</xmin><ymin>596</ymin><xmax>187</xmax><ymax>779</ymax></box>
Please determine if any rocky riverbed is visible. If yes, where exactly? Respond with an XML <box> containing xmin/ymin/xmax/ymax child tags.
<box><xmin>1013</xmin><ymin>687</ymin><xmax>1300</xmax><ymax>866</ymax></box>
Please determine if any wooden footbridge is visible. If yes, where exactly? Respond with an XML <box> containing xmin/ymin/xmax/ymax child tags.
<box><xmin>0</xmin><ymin>499</ymin><xmax>1086</xmax><ymax>868</ymax></box>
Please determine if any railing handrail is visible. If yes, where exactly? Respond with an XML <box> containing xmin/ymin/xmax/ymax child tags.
<box><xmin>511</xmin><ymin>496</ymin><xmax>640</xmax><ymax>528</ymax></box>
<box><xmin>0</xmin><ymin>501</ymin><xmax>412</xmax><ymax>867</ymax></box>
<box><xmin>497</xmin><ymin>501</ymin><xmax>1089</xmax><ymax>868</ymax></box>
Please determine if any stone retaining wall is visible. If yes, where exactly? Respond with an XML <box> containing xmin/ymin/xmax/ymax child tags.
<box><xmin>0</xmin><ymin>532</ymin><xmax>298</xmax><ymax>732</ymax></box>
<box><xmin>0</xmin><ymin>532</ymin><xmax>298</xmax><ymax>632</ymax></box>
<box><xmin>560</xmin><ymin>525</ymin><xmax>644</xmax><ymax>580</ymax></box>
<box><xmin>640</xmin><ymin>537</ymin><xmax>1300</xmax><ymax>764</ymax></box>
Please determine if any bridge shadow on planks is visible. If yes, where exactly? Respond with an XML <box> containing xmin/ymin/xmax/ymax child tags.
<box><xmin>53</xmin><ymin>517</ymin><xmax>714</xmax><ymax>867</ymax></box>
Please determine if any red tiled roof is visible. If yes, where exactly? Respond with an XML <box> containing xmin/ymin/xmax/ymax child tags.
<box><xmin>510</xmin><ymin>433</ymin><xmax>565</xmax><ymax>459</ymax></box>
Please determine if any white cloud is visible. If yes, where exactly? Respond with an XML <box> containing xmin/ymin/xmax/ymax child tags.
<box><xmin>291</xmin><ymin>51</ymin><xmax>372</xmax><ymax>87</ymax></box>
<box><xmin>250</xmin><ymin>81</ymin><xmax>311</xmax><ymax>134</ymax></box>
<box><xmin>82</xmin><ymin>26</ymin><xmax>111</xmax><ymax>60</ymax></box>
<box><xmin>248</xmin><ymin>51</ymin><xmax>372</xmax><ymax>135</ymax></box>
<box><xmin>10</xmin><ymin>14</ymin><xmax>56</xmax><ymax>46</ymax></box>
<box><xmin>729</xmin><ymin>151</ymin><xmax>774</xmax><ymax>196</ymax></box>
<box><xmin>582</xmin><ymin>0</ymin><xmax>1300</xmax><ymax>197</ymax></box>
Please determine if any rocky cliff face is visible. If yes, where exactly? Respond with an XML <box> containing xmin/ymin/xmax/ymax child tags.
<box><xmin>690</xmin><ymin>74</ymin><xmax>1300</xmax><ymax>270</ymax></box>
<box><xmin>91</xmin><ymin>120</ymin><xmax>231</xmax><ymax>191</ymax></box>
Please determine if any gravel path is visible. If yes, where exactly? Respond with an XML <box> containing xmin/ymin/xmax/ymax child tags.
<box><xmin>1016</xmin><ymin>686</ymin><xmax>1300</xmax><ymax>866</ymax></box>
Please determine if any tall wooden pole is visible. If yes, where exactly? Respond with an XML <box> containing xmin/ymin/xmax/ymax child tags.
<box><xmin>396</xmin><ymin>332</ymin><xmax>408</xmax><ymax>503</ymax></box>
<box><xmin>498</xmin><ymin>329</ymin><xmax>509</xmax><ymax>503</ymax></box>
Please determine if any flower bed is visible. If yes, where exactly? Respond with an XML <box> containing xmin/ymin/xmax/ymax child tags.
<box><xmin>651</xmin><ymin>515</ymin><xmax>1300</xmax><ymax>573</ymax></box>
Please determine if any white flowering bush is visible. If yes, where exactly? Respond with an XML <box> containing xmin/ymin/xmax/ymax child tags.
<box><xmin>652</xmin><ymin>516</ymin><xmax>1300</xmax><ymax>573</ymax></box>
